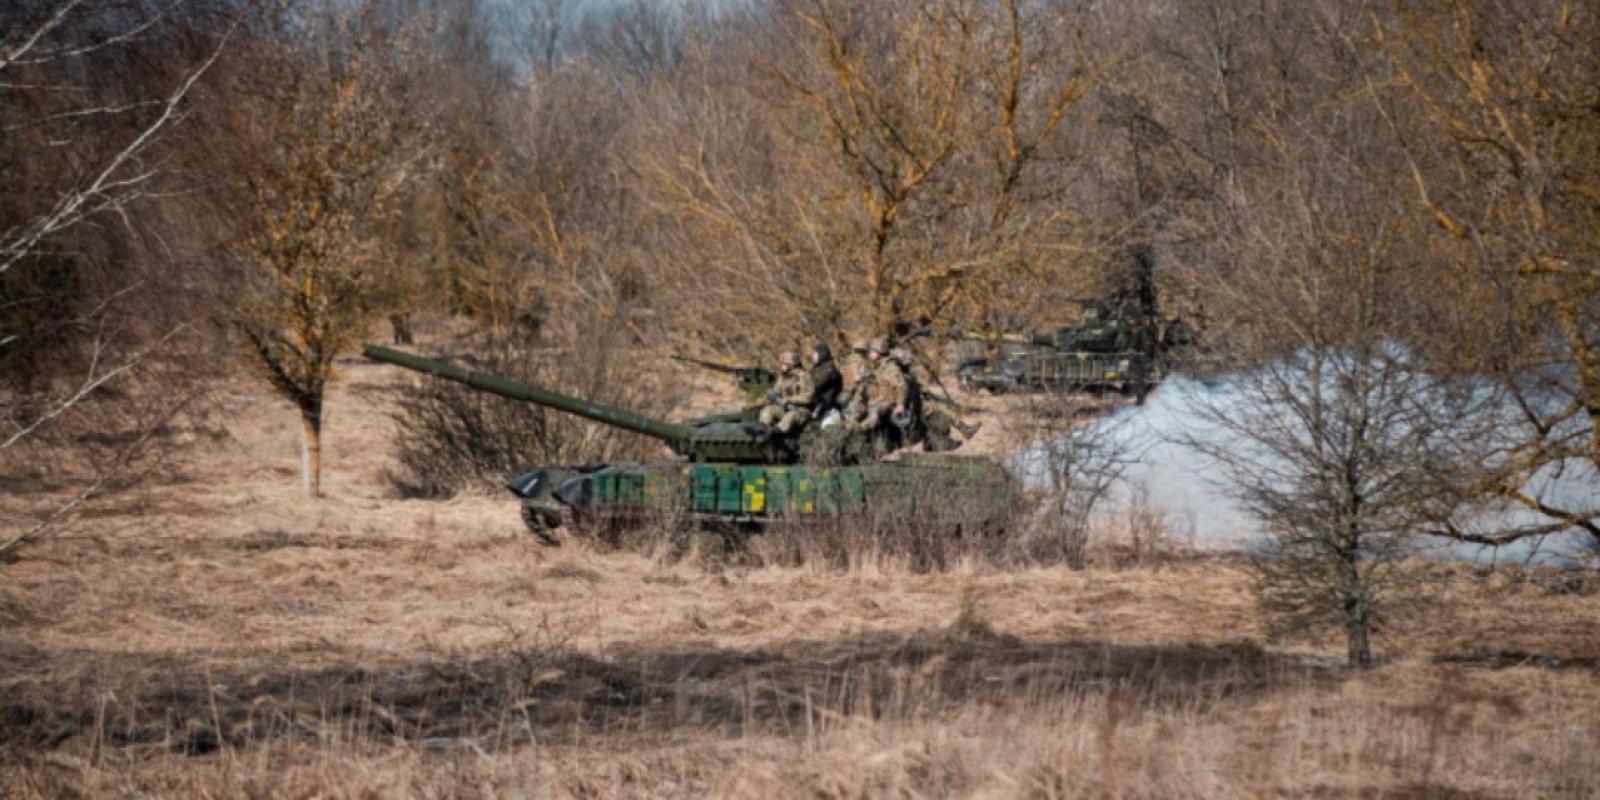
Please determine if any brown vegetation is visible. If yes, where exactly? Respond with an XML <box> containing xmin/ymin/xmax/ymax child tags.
<box><xmin>1383</xmin><ymin>0</ymin><xmax>1600</xmax><ymax>548</ymax></box>
<box><xmin>0</xmin><ymin>1</ymin><xmax>226</xmax><ymax>552</ymax></box>
<box><xmin>5</xmin><ymin>0</ymin><xmax>1594</xmax><ymax>549</ymax></box>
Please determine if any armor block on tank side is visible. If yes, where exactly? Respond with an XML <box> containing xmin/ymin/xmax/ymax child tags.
<box><xmin>688</xmin><ymin>464</ymin><xmax>868</xmax><ymax>517</ymax></box>
<box><xmin>532</xmin><ymin>456</ymin><xmax>1016</xmax><ymax>539</ymax></box>
<box><xmin>588</xmin><ymin>465</ymin><xmax>682</xmax><ymax>509</ymax></box>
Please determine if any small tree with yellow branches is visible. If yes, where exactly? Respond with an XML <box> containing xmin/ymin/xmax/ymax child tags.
<box><xmin>222</xmin><ymin>6</ymin><xmax>429</xmax><ymax>496</ymax></box>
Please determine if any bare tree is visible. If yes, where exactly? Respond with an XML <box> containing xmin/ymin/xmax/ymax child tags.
<box><xmin>578</xmin><ymin>0</ymin><xmax>694</xmax><ymax>84</ymax></box>
<box><xmin>1174</xmin><ymin>2</ymin><xmax>1504</xmax><ymax>666</ymax></box>
<box><xmin>632</xmin><ymin>0</ymin><xmax>1105</xmax><ymax>357</ymax></box>
<box><xmin>498</xmin><ymin>0</ymin><xmax>580</xmax><ymax>72</ymax></box>
<box><xmin>217</xmin><ymin>4</ymin><xmax>431</xmax><ymax>496</ymax></box>
<box><xmin>1188</xmin><ymin>346</ymin><xmax>1493</xmax><ymax>667</ymax></box>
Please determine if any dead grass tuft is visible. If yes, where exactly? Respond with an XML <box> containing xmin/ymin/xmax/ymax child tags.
<box><xmin>541</xmin><ymin>561</ymin><xmax>603</xmax><ymax>585</ymax></box>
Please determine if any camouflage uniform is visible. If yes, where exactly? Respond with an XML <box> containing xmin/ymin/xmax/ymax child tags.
<box><xmin>865</xmin><ymin>354</ymin><xmax>911</xmax><ymax>416</ymax></box>
<box><xmin>887</xmin><ymin>344</ymin><xmax>976</xmax><ymax>451</ymax></box>
<box><xmin>918</xmin><ymin>403</ymin><xmax>968</xmax><ymax>451</ymax></box>
<box><xmin>845</xmin><ymin>338</ymin><xmax>909</xmax><ymax>433</ymax></box>
<box><xmin>758</xmin><ymin>352</ymin><xmax>817</xmax><ymax>434</ymax></box>
<box><xmin>841</xmin><ymin>368</ymin><xmax>873</xmax><ymax>429</ymax></box>
<box><xmin>838</xmin><ymin>340</ymin><xmax>868</xmax><ymax>394</ymax></box>
<box><xmin>809</xmin><ymin>341</ymin><xmax>843</xmax><ymax>415</ymax></box>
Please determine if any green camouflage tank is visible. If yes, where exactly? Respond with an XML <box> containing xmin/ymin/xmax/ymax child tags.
<box><xmin>366</xmin><ymin>346</ymin><xmax>1017</xmax><ymax>543</ymax></box>
<box><xmin>955</xmin><ymin>300</ymin><xmax>1191</xmax><ymax>398</ymax></box>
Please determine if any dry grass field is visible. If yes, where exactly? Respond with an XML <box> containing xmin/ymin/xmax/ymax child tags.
<box><xmin>3</xmin><ymin>357</ymin><xmax>1599</xmax><ymax>798</ymax></box>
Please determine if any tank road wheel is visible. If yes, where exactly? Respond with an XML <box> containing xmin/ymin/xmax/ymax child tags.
<box><xmin>559</xmin><ymin>508</ymin><xmax>634</xmax><ymax>549</ymax></box>
<box><xmin>520</xmin><ymin>506</ymin><xmax>561</xmax><ymax>546</ymax></box>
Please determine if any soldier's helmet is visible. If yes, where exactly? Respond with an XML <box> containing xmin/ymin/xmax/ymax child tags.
<box><xmin>867</xmin><ymin>336</ymin><xmax>891</xmax><ymax>356</ymax></box>
<box><xmin>811</xmin><ymin>341</ymin><xmax>833</xmax><ymax>363</ymax></box>
<box><xmin>778</xmin><ymin>351</ymin><xmax>801</xmax><ymax>369</ymax></box>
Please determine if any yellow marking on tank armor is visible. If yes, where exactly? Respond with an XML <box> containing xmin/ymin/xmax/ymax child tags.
<box><xmin>743</xmin><ymin>476</ymin><xmax>766</xmax><ymax>513</ymax></box>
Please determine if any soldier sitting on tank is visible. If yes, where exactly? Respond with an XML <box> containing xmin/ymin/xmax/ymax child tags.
<box><xmin>842</xmin><ymin>338</ymin><xmax>870</xmax><ymax>383</ymax></box>
<box><xmin>840</xmin><ymin>337</ymin><xmax>912</xmax><ymax>453</ymax></box>
<box><xmin>888</xmin><ymin>345</ymin><xmax>980</xmax><ymax>451</ymax></box>
<box><xmin>840</xmin><ymin>362</ymin><xmax>868</xmax><ymax>425</ymax></box>
<box><xmin>868</xmin><ymin>338</ymin><xmax>912</xmax><ymax>424</ymax></box>
<box><xmin>756</xmin><ymin>350</ymin><xmax>818</xmax><ymax>436</ymax></box>
<box><xmin>884</xmin><ymin>345</ymin><xmax>927</xmax><ymax>445</ymax></box>
<box><xmin>808</xmin><ymin>340</ymin><xmax>843</xmax><ymax>423</ymax></box>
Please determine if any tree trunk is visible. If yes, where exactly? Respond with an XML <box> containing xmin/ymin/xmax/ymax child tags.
<box><xmin>1343</xmin><ymin>587</ymin><xmax>1373</xmax><ymax>668</ymax></box>
<box><xmin>1344</xmin><ymin>606</ymin><xmax>1371</xmax><ymax>668</ymax></box>
<box><xmin>389</xmin><ymin>313</ymin><xmax>414</xmax><ymax>345</ymax></box>
<box><xmin>300</xmin><ymin>410</ymin><xmax>322</xmax><ymax>498</ymax></box>
<box><xmin>1339</xmin><ymin>510</ymin><xmax>1373</xmax><ymax>668</ymax></box>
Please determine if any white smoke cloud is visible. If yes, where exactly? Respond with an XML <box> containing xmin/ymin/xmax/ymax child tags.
<box><xmin>1025</xmin><ymin>374</ymin><xmax>1598</xmax><ymax>565</ymax></box>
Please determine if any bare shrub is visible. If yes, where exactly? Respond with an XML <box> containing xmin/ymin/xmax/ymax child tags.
<box><xmin>1007</xmin><ymin>393</ymin><xmax>1146</xmax><ymax>569</ymax></box>
<box><xmin>1189</xmin><ymin>347</ymin><xmax>1491</xmax><ymax>668</ymax></box>
<box><xmin>386</xmin><ymin>323</ymin><xmax>674</xmax><ymax>498</ymax></box>
<box><xmin>1084</xmin><ymin>485</ymin><xmax>1192</xmax><ymax>569</ymax></box>
<box><xmin>0</xmin><ymin>3</ymin><xmax>229</xmax><ymax>551</ymax></box>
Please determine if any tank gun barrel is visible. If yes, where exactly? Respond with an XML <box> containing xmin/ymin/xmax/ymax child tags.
<box><xmin>672</xmin><ymin>354</ymin><xmax>746</xmax><ymax>375</ymax></box>
<box><xmin>672</xmin><ymin>355</ymin><xmax>775</xmax><ymax>384</ymax></box>
<box><xmin>365</xmin><ymin>346</ymin><xmax>694</xmax><ymax>446</ymax></box>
